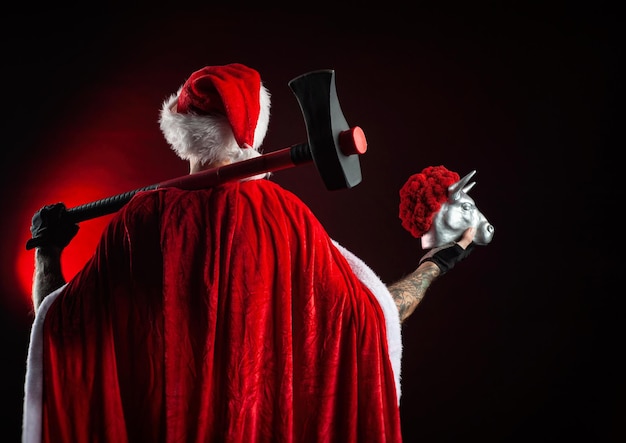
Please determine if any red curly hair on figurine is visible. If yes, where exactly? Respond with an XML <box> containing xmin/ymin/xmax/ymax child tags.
<box><xmin>398</xmin><ymin>165</ymin><xmax>460</xmax><ymax>239</ymax></box>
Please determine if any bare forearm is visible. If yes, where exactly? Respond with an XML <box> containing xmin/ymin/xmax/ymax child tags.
<box><xmin>32</xmin><ymin>247</ymin><xmax>66</xmax><ymax>312</ymax></box>
<box><xmin>388</xmin><ymin>261</ymin><xmax>441</xmax><ymax>323</ymax></box>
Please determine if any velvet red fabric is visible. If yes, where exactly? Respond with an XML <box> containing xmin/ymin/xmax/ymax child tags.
<box><xmin>39</xmin><ymin>179</ymin><xmax>402</xmax><ymax>442</ymax></box>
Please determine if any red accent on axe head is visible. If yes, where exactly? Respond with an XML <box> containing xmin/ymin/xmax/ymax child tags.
<box><xmin>339</xmin><ymin>126</ymin><xmax>367</xmax><ymax>156</ymax></box>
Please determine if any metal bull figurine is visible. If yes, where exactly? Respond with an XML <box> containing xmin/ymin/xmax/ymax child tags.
<box><xmin>420</xmin><ymin>170</ymin><xmax>495</xmax><ymax>249</ymax></box>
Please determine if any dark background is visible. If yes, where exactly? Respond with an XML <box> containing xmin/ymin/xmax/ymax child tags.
<box><xmin>2</xmin><ymin>3</ymin><xmax>620</xmax><ymax>442</ymax></box>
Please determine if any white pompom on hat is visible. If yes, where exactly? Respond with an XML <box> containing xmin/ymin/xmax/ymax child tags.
<box><xmin>159</xmin><ymin>63</ymin><xmax>271</xmax><ymax>167</ymax></box>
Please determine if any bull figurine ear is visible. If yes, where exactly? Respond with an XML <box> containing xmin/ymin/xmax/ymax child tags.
<box><xmin>448</xmin><ymin>170</ymin><xmax>476</xmax><ymax>201</ymax></box>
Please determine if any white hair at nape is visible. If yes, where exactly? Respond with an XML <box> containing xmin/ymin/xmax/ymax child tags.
<box><xmin>159</xmin><ymin>84</ymin><xmax>271</xmax><ymax>168</ymax></box>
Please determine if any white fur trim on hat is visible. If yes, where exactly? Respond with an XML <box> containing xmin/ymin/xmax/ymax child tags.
<box><xmin>159</xmin><ymin>80</ymin><xmax>271</xmax><ymax>168</ymax></box>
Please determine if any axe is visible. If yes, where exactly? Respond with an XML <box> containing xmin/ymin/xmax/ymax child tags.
<box><xmin>63</xmin><ymin>69</ymin><xmax>367</xmax><ymax>224</ymax></box>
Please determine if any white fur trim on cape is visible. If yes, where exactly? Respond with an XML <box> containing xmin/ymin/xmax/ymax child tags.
<box><xmin>333</xmin><ymin>240</ymin><xmax>403</xmax><ymax>403</ymax></box>
<box><xmin>159</xmin><ymin>84</ymin><xmax>271</xmax><ymax>168</ymax></box>
<box><xmin>22</xmin><ymin>285</ymin><xmax>64</xmax><ymax>443</ymax></box>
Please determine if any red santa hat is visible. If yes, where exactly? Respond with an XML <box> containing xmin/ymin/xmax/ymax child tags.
<box><xmin>159</xmin><ymin>63</ymin><xmax>271</xmax><ymax>166</ymax></box>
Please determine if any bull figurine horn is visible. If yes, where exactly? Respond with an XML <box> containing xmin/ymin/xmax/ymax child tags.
<box><xmin>448</xmin><ymin>170</ymin><xmax>477</xmax><ymax>201</ymax></box>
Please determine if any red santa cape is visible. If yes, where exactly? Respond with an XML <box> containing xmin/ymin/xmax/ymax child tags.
<box><xmin>23</xmin><ymin>179</ymin><xmax>403</xmax><ymax>442</ymax></box>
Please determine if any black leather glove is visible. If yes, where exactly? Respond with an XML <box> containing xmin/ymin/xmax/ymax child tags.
<box><xmin>26</xmin><ymin>203</ymin><xmax>79</xmax><ymax>250</ymax></box>
<box><xmin>419</xmin><ymin>241</ymin><xmax>475</xmax><ymax>275</ymax></box>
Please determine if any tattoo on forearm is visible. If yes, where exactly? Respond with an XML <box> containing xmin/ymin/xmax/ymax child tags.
<box><xmin>32</xmin><ymin>248</ymin><xmax>66</xmax><ymax>312</ymax></box>
<box><xmin>388</xmin><ymin>263</ymin><xmax>440</xmax><ymax>323</ymax></box>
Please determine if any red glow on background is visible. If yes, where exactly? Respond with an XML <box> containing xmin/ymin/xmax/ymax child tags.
<box><xmin>15</xmin><ymin>156</ymin><xmax>184</xmax><ymax>307</ymax></box>
<box><xmin>11</xmin><ymin>74</ymin><xmax>187</xmax><ymax>308</ymax></box>
<box><xmin>15</xmin><ymin>172</ymin><xmax>137</xmax><ymax>304</ymax></box>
